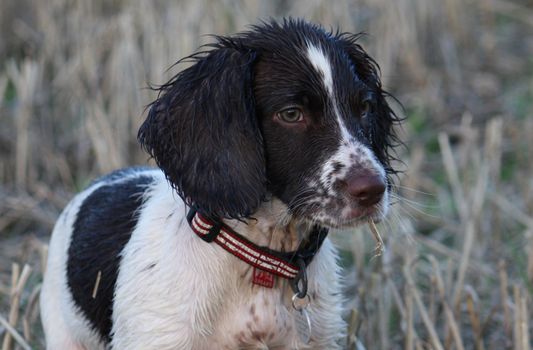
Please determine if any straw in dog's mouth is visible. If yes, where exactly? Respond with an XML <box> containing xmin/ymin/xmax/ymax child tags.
<box><xmin>368</xmin><ymin>218</ymin><xmax>385</xmax><ymax>257</ymax></box>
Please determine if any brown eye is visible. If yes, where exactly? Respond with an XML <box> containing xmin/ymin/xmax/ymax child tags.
<box><xmin>361</xmin><ymin>100</ymin><xmax>372</xmax><ymax>118</ymax></box>
<box><xmin>277</xmin><ymin>108</ymin><xmax>304</xmax><ymax>123</ymax></box>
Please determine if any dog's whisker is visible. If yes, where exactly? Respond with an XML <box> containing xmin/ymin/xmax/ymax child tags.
<box><xmin>393</xmin><ymin>184</ymin><xmax>435</xmax><ymax>196</ymax></box>
<box><xmin>388</xmin><ymin>194</ymin><xmax>441</xmax><ymax>220</ymax></box>
<box><xmin>388</xmin><ymin>192</ymin><xmax>437</xmax><ymax>209</ymax></box>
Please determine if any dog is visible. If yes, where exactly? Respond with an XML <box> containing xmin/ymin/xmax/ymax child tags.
<box><xmin>40</xmin><ymin>18</ymin><xmax>401</xmax><ymax>349</ymax></box>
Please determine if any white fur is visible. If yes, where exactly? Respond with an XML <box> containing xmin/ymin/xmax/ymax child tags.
<box><xmin>41</xmin><ymin>169</ymin><xmax>346</xmax><ymax>349</ymax></box>
<box><xmin>306</xmin><ymin>43</ymin><xmax>352</xmax><ymax>143</ymax></box>
<box><xmin>306</xmin><ymin>44</ymin><xmax>334</xmax><ymax>96</ymax></box>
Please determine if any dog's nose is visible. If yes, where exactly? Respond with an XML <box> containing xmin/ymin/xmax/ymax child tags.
<box><xmin>344</xmin><ymin>175</ymin><xmax>386</xmax><ymax>207</ymax></box>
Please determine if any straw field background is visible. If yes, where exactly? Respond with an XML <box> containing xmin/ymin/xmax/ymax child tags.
<box><xmin>1</xmin><ymin>0</ymin><xmax>532</xmax><ymax>349</ymax></box>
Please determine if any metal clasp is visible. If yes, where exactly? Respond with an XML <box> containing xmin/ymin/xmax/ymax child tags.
<box><xmin>289</xmin><ymin>258</ymin><xmax>308</xmax><ymax>299</ymax></box>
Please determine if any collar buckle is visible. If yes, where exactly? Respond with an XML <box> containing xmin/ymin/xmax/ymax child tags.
<box><xmin>289</xmin><ymin>258</ymin><xmax>308</xmax><ymax>298</ymax></box>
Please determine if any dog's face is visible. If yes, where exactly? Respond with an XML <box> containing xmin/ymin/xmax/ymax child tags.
<box><xmin>139</xmin><ymin>19</ymin><xmax>400</xmax><ymax>228</ymax></box>
<box><xmin>253</xmin><ymin>27</ymin><xmax>396</xmax><ymax>228</ymax></box>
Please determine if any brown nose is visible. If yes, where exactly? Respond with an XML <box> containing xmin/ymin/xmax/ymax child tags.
<box><xmin>344</xmin><ymin>175</ymin><xmax>386</xmax><ymax>207</ymax></box>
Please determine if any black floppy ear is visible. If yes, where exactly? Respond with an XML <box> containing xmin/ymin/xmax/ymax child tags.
<box><xmin>138</xmin><ymin>43</ymin><xmax>266</xmax><ymax>219</ymax></box>
<box><xmin>338</xmin><ymin>33</ymin><xmax>403</xmax><ymax>178</ymax></box>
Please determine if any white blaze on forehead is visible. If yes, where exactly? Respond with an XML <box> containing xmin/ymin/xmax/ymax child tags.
<box><xmin>306</xmin><ymin>42</ymin><xmax>352</xmax><ymax>142</ymax></box>
<box><xmin>306</xmin><ymin>44</ymin><xmax>334</xmax><ymax>95</ymax></box>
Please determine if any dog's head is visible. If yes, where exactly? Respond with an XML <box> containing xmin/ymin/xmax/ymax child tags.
<box><xmin>139</xmin><ymin>19</ymin><xmax>401</xmax><ymax>228</ymax></box>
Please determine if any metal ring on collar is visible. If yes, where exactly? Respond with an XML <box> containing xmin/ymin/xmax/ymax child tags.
<box><xmin>291</xmin><ymin>293</ymin><xmax>311</xmax><ymax>310</ymax></box>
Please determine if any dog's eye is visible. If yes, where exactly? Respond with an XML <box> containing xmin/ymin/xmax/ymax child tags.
<box><xmin>361</xmin><ymin>100</ymin><xmax>372</xmax><ymax>119</ymax></box>
<box><xmin>277</xmin><ymin>108</ymin><xmax>304</xmax><ymax>123</ymax></box>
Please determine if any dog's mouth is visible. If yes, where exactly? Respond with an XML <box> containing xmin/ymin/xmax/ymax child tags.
<box><xmin>289</xmin><ymin>193</ymin><xmax>388</xmax><ymax>230</ymax></box>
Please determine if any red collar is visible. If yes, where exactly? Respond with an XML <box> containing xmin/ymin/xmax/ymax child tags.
<box><xmin>190</xmin><ymin>211</ymin><xmax>300</xmax><ymax>278</ymax></box>
<box><xmin>187</xmin><ymin>207</ymin><xmax>328</xmax><ymax>293</ymax></box>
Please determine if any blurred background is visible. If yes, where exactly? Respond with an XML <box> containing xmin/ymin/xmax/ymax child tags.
<box><xmin>1</xmin><ymin>0</ymin><xmax>532</xmax><ymax>349</ymax></box>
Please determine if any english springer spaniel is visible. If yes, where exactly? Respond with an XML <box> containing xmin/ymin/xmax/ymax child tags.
<box><xmin>40</xmin><ymin>19</ymin><xmax>400</xmax><ymax>349</ymax></box>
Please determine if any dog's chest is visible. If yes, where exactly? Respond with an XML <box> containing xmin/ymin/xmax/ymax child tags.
<box><xmin>211</xmin><ymin>288</ymin><xmax>304</xmax><ymax>349</ymax></box>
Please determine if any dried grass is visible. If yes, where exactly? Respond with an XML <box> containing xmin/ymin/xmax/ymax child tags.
<box><xmin>1</xmin><ymin>0</ymin><xmax>532</xmax><ymax>349</ymax></box>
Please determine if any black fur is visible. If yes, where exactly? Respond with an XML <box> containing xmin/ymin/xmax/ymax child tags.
<box><xmin>67</xmin><ymin>172</ymin><xmax>155</xmax><ymax>342</ymax></box>
<box><xmin>138</xmin><ymin>18</ymin><xmax>401</xmax><ymax>220</ymax></box>
<box><xmin>138</xmin><ymin>47</ymin><xmax>265</xmax><ymax>220</ymax></box>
